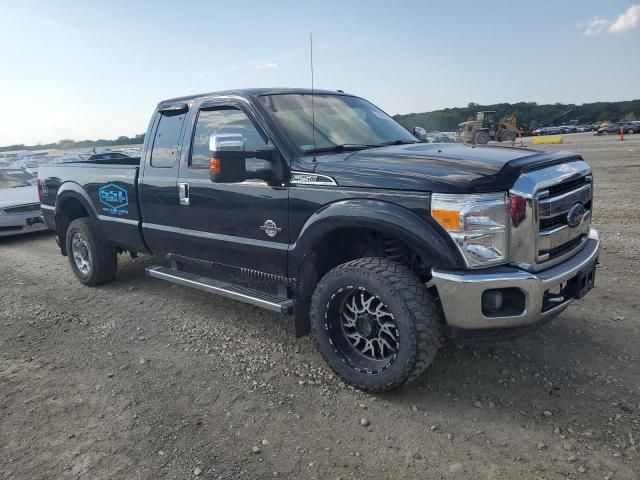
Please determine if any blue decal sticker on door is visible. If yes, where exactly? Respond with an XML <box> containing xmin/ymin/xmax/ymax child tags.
<box><xmin>99</xmin><ymin>183</ymin><xmax>129</xmax><ymax>216</ymax></box>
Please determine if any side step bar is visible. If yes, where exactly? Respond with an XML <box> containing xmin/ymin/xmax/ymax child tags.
<box><xmin>146</xmin><ymin>266</ymin><xmax>293</xmax><ymax>314</ymax></box>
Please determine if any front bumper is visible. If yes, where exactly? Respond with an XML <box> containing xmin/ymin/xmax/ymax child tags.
<box><xmin>0</xmin><ymin>212</ymin><xmax>47</xmax><ymax>238</ymax></box>
<box><xmin>432</xmin><ymin>228</ymin><xmax>600</xmax><ymax>330</ymax></box>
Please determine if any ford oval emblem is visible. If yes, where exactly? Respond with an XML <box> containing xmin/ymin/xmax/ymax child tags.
<box><xmin>566</xmin><ymin>203</ymin><xmax>586</xmax><ymax>228</ymax></box>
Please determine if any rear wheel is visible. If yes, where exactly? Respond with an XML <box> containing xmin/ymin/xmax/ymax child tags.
<box><xmin>474</xmin><ymin>131</ymin><xmax>490</xmax><ymax>145</ymax></box>
<box><xmin>66</xmin><ymin>217</ymin><xmax>117</xmax><ymax>286</ymax></box>
<box><xmin>310</xmin><ymin>258</ymin><xmax>442</xmax><ymax>392</ymax></box>
<box><xmin>627</xmin><ymin>128</ymin><xmax>635</xmax><ymax>134</ymax></box>
<box><xmin>499</xmin><ymin>131</ymin><xmax>515</xmax><ymax>143</ymax></box>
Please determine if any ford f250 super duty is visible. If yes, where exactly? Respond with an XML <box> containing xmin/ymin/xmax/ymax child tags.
<box><xmin>39</xmin><ymin>88</ymin><xmax>600</xmax><ymax>392</ymax></box>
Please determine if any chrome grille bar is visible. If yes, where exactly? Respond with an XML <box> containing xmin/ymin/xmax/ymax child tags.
<box><xmin>538</xmin><ymin>183</ymin><xmax>591</xmax><ymax>219</ymax></box>
<box><xmin>536</xmin><ymin>176</ymin><xmax>592</xmax><ymax>263</ymax></box>
<box><xmin>509</xmin><ymin>160</ymin><xmax>592</xmax><ymax>272</ymax></box>
<box><xmin>538</xmin><ymin>211</ymin><xmax>591</xmax><ymax>256</ymax></box>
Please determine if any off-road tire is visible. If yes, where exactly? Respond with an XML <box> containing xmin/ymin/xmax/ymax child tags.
<box><xmin>66</xmin><ymin>217</ymin><xmax>117</xmax><ymax>286</ymax></box>
<box><xmin>474</xmin><ymin>131</ymin><xmax>490</xmax><ymax>145</ymax></box>
<box><xmin>310</xmin><ymin>257</ymin><xmax>442</xmax><ymax>392</ymax></box>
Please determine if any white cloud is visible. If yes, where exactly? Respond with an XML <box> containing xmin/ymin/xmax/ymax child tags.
<box><xmin>580</xmin><ymin>4</ymin><xmax>640</xmax><ymax>35</ymax></box>
<box><xmin>583</xmin><ymin>16</ymin><xmax>611</xmax><ymax>35</ymax></box>
<box><xmin>609</xmin><ymin>4</ymin><xmax>640</xmax><ymax>33</ymax></box>
<box><xmin>255</xmin><ymin>62</ymin><xmax>278</xmax><ymax>70</ymax></box>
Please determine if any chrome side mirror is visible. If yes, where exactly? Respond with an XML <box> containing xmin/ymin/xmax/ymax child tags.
<box><xmin>208</xmin><ymin>133</ymin><xmax>247</xmax><ymax>183</ymax></box>
<box><xmin>209</xmin><ymin>133</ymin><xmax>246</xmax><ymax>153</ymax></box>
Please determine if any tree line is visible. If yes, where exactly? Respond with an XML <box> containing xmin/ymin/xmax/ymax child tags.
<box><xmin>0</xmin><ymin>133</ymin><xmax>145</xmax><ymax>153</ymax></box>
<box><xmin>393</xmin><ymin>99</ymin><xmax>640</xmax><ymax>132</ymax></box>
<box><xmin>3</xmin><ymin>98</ymin><xmax>639</xmax><ymax>151</ymax></box>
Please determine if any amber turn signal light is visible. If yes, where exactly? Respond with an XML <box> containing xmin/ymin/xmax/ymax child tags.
<box><xmin>432</xmin><ymin>209</ymin><xmax>460</xmax><ymax>231</ymax></box>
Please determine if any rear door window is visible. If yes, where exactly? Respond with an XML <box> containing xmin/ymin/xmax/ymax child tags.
<box><xmin>151</xmin><ymin>113</ymin><xmax>186</xmax><ymax>168</ymax></box>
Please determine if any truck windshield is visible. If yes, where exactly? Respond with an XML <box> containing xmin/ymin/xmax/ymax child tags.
<box><xmin>259</xmin><ymin>94</ymin><xmax>417</xmax><ymax>155</ymax></box>
<box><xmin>0</xmin><ymin>169</ymin><xmax>34</xmax><ymax>189</ymax></box>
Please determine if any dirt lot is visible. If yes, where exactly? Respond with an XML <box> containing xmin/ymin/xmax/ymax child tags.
<box><xmin>1</xmin><ymin>133</ymin><xmax>639</xmax><ymax>480</ymax></box>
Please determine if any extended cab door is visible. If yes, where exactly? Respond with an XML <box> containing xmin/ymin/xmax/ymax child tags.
<box><xmin>138</xmin><ymin>106</ymin><xmax>188</xmax><ymax>256</ymax></box>
<box><xmin>175</xmin><ymin>102</ymin><xmax>289</xmax><ymax>277</ymax></box>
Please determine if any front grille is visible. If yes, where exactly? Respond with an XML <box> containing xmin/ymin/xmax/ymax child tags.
<box><xmin>542</xmin><ymin>234</ymin><xmax>586</xmax><ymax>258</ymax></box>
<box><xmin>539</xmin><ymin>199</ymin><xmax>592</xmax><ymax>231</ymax></box>
<box><xmin>3</xmin><ymin>203</ymin><xmax>41</xmax><ymax>214</ymax></box>
<box><xmin>539</xmin><ymin>215</ymin><xmax>564</xmax><ymax>230</ymax></box>
<box><xmin>536</xmin><ymin>175</ymin><xmax>592</xmax><ymax>263</ymax></box>
<box><xmin>546</xmin><ymin>176</ymin><xmax>588</xmax><ymax>197</ymax></box>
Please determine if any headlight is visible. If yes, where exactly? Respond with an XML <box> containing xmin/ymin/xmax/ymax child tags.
<box><xmin>431</xmin><ymin>193</ymin><xmax>508</xmax><ymax>268</ymax></box>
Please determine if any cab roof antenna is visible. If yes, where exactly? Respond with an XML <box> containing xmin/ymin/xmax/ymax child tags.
<box><xmin>310</xmin><ymin>32</ymin><xmax>316</xmax><ymax>161</ymax></box>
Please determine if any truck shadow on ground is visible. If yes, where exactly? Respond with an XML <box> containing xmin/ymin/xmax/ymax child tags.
<box><xmin>90</xmin><ymin>252</ymin><xmax>636</xmax><ymax>443</ymax></box>
<box><xmin>0</xmin><ymin>230</ymin><xmax>54</xmax><ymax>246</ymax></box>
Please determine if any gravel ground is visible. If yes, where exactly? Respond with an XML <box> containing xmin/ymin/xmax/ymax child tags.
<box><xmin>1</xmin><ymin>133</ymin><xmax>639</xmax><ymax>479</ymax></box>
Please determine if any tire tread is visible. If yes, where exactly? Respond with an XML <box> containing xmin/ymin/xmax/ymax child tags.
<box><xmin>310</xmin><ymin>257</ymin><xmax>441</xmax><ymax>392</ymax></box>
<box><xmin>66</xmin><ymin>217</ymin><xmax>117</xmax><ymax>286</ymax></box>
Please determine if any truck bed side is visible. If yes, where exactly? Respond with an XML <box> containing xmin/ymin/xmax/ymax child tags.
<box><xmin>39</xmin><ymin>161</ymin><xmax>149</xmax><ymax>254</ymax></box>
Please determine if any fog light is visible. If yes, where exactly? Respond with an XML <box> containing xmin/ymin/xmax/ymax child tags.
<box><xmin>482</xmin><ymin>288</ymin><xmax>526</xmax><ymax>317</ymax></box>
<box><xmin>482</xmin><ymin>289</ymin><xmax>504</xmax><ymax>313</ymax></box>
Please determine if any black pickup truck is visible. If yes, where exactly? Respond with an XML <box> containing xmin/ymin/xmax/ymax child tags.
<box><xmin>39</xmin><ymin>88</ymin><xmax>600</xmax><ymax>392</ymax></box>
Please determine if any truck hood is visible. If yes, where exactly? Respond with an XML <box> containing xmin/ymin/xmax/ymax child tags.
<box><xmin>0</xmin><ymin>185</ymin><xmax>39</xmax><ymax>209</ymax></box>
<box><xmin>305</xmin><ymin>143</ymin><xmax>582</xmax><ymax>193</ymax></box>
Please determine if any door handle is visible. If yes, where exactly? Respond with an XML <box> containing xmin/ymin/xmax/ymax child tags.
<box><xmin>178</xmin><ymin>182</ymin><xmax>190</xmax><ymax>206</ymax></box>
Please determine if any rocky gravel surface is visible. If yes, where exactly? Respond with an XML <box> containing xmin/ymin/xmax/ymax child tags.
<box><xmin>1</xmin><ymin>133</ymin><xmax>639</xmax><ymax>479</ymax></box>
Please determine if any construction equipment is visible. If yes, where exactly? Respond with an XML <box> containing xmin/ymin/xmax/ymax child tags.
<box><xmin>455</xmin><ymin>111</ymin><xmax>520</xmax><ymax>145</ymax></box>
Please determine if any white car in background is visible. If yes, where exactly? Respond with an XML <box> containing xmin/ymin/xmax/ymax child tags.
<box><xmin>0</xmin><ymin>167</ymin><xmax>47</xmax><ymax>237</ymax></box>
<box><xmin>11</xmin><ymin>157</ymin><xmax>51</xmax><ymax>176</ymax></box>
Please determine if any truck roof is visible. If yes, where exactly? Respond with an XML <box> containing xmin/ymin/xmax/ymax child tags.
<box><xmin>158</xmin><ymin>88</ymin><xmax>353</xmax><ymax>107</ymax></box>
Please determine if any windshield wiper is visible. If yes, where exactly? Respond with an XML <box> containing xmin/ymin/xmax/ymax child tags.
<box><xmin>302</xmin><ymin>144</ymin><xmax>373</xmax><ymax>155</ymax></box>
<box><xmin>373</xmin><ymin>139</ymin><xmax>420</xmax><ymax>147</ymax></box>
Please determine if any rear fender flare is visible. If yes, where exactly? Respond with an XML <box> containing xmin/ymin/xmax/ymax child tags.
<box><xmin>54</xmin><ymin>183</ymin><xmax>99</xmax><ymax>255</ymax></box>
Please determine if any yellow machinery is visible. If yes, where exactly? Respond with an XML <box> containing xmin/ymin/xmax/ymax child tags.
<box><xmin>456</xmin><ymin>111</ymin><xmax>520</xmax><ymax>145</ymax></box>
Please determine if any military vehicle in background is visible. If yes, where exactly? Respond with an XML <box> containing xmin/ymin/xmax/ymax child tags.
<box><xmin>455</xmin><ymin>111</ymin><xmax>521</xmax><ymax>145</ymax></box>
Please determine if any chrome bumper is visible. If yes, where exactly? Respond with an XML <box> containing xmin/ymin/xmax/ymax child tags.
<box><xmin>0</xmin><ymin>212</ymin><xmax>47</xmax><ymax>237</ymax></box>
<box><xmin>432</xmin><ymin>228</ymin><xmax>600</xmax><ymax>330</ymax></box>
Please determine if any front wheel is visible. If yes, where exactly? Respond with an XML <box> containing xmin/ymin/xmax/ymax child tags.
<box><xmin>310</xmin><ymin>258</ymin><xmax>442</xmax><ymax>392</ymax></box>
<box><xmin>66</xmin><ymin>217</ymin><xmax>117</xmax><ymax>286</ymax></box>
<box><xmin>474</xmin><ymin>131</ymin><xmax>490</xmax><ymax>145</ymax></box>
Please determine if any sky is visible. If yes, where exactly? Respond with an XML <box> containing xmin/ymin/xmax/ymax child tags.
<box><xmin>1</xmin><ymin>0</ymin><xmax>639</xmax><ymax>146</ymax></box>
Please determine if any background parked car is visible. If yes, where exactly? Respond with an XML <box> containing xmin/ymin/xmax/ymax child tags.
<box><xmin>11</xmin><ymin>157</ymin><xmax>52</xmax><ymax>176</ymax></box>
<box><xmin>596</xmin><ymin>123</ymin><xmax>621</xmax><ymax>135</ymax></box>
<box><xmin>87</xmin><ymin>152</ymin><xmax>131</xmax><ymax>161</ymax></box>
<box><xmin>49</xmin><ymin>154</ymin><xmax>91</xmax><ymax>164</ymax></box>
<box><xmin>623</xmin><ymin>121</ymin><xmax>640</xmax><ymax>134</ymax></box>
<box><xmin>0</xmin><ymin>167</ymin><xmax>47</xmax><ymax>237</ymax></box>
<box><xmin>533</xmin><ymin>126</ymin><xmax>564</xmax><ymax>135</ymax></box>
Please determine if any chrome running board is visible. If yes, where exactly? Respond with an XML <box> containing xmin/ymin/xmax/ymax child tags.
<box><xmin>146</xmin><ymin>265</ymin><xmax>293</xmax><ymax>314</ymax></box>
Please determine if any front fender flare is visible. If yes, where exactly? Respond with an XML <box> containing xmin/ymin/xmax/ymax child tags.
<box><xmin>289</xmin><ymin>199</ymin><xmax>465</xmax><ymax>272</ymax></box>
